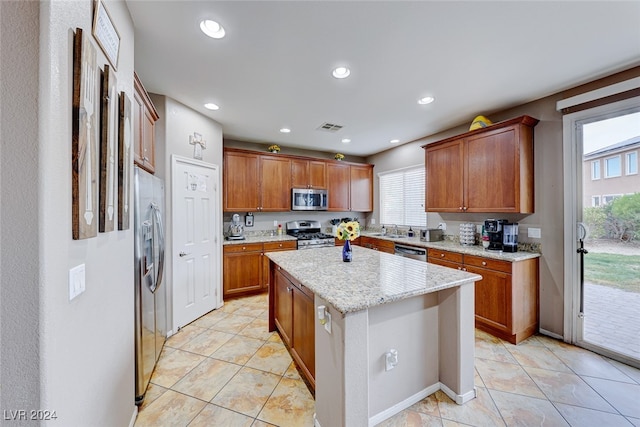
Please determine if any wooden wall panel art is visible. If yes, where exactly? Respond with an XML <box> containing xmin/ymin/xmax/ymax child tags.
<box><xmin>99</xmin><ymin>64</ymin><xmax>117</xmax><ymax>232</ymax></box>
<box><xmin>118</xmin><ymin>92</ymin><xmax>132</xmax><ymax>230</ymax></box>
<box><xmin>72</xmin><ymin>28</ymin><xmax>98</xmax><ymax>240</ymax></box>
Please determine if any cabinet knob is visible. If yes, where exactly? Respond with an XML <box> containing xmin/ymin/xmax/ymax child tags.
<box><xmin>458</xmin><ymin>266</ymin><xmax>462</xmax><ymax>270</ymax></box>
<box><xmin>482</xmin><ymin>261</ymin><xmax>487</xmax><ymax>266</ymax></box>
<box><xmin>242</xmin><ymin>246</ymin><xmax>246</xmax><ymax>250</ymax></box>
<box><xmin>286</xmin><ymin>286</ymin><xmax>292</xmax><ymax>293</ymax></box>
<box><xmin>463</xmin><ymin>206</ymin><xmax>468</xmax><ymax>211</ymax></box>
<box><xmin>440</xmin><ymin>253</ymin><xmax>445</xmax><ymax>257</ymax></box>
<box><xmin>279</xmin><ymin>243</ymin><xmax>283</xmax><ymax>247</ymax></box>
<box><xmin>459</xmin><ymin>206</ymin><xmax>463</xmax><ymax>210</ymax></box>
<box><xmin>462</xmin><ymin>267</ymin><xmax>467</xmax><ymax>271</ymax></box>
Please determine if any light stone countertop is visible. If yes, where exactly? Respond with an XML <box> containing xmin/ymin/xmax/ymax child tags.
<box><xmin>223</xmin><ymin>234</ymin><xmax>298</xmax><ymax>245</ymax></box>
<box><xmin>266</xmin><ymin>246</ymin><xmax>481</xmax><ymax>314</ymax></box>
<box><xmin>360</xmin><ymin>232</ymin><xmax>541</xmax><ymax>262</ymax></box>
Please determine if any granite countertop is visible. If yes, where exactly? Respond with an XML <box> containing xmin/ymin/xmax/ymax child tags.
<box><xmin>223</xmin><ymin>234</ymin><xmax>298</xmax><ymax>245</ymax></box>
<box><xmin>266</xmin><ymin>246</ymin><xmax>481</xmax><ymax>314</ymax></box>
<box><xmin>360</xmin><ymin>232</ymin><xmax>540</xmax><ymax>262</ymax></box>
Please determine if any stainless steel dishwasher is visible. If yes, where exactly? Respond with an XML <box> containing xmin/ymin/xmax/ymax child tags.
<box><xmin>394</xmin><ymin>243</ymin><xmax>427</xmax><ymax>261</ymax></box>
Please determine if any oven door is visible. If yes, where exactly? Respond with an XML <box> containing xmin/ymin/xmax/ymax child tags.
<box><xmin>291</xmin><ymin>188</ymin><xmax>328</xmax><ymax>211</ymax></box>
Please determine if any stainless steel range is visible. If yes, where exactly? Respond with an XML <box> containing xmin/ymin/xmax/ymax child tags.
<box><xmin>286</xmin><ymin>220</ymin><xmax>335</xmax><ymax>250</ymax></box>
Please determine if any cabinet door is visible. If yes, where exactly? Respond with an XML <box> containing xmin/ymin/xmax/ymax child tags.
<box><xmin>425</xmin><ymin>140</ymin><xmax>464</xmax><ymax>212</ymax></box>
<box><xmin>223</xmin><ymin>250</ymin><xmax>263</xmax><ymax>298</ymax></box>
<box><xmin>466</xmin><ymin>127</ymin><xmax>518</xmax><ymax>212</ymax></box>
<box><xmin>133</xmin><ymin>73</ymin><xmax>158</xmax><ymax>173</ymax></box>
<box><xmin>132</xmin><ymin>90</ymin><xmax>144</xmax><ymax>166</ymax></box>
<box><xmin>224</xmin><ymin>151</ymin><xmax>260</xmax><ymax>211</ymax></box>
<box><xmin>465</xmin><ymin>264</ymin><xmax>512</xmax><ymax>333</ymax></box>
<box><xmin>260</xmin><ymin>156</ymin><xmax>291</xmax><ymax>211</ymax></box>
<box><xmin>327</xmin><ymin>162</ymin><xmax>350</xmax><ymax>211</ymax></box>
<box><xmin>291</xmin><ymin>159</ymin><xmax>309</xmax><ymax>188</ymax></box>
<box><xmin>274</xmin><ymin>269</ymin><xmax>293</xmax><ymax>347</ymax></box>
<box><xmin>141</xmin><ymin>107</ymin><xmax>156</xmax><ymax>173</ymax></box>
<box><xmin>309</xmin><ymin>160</ymin><xmax>327</xmax><ymax>189</ymax></box>
<box><xmin>292</xmin><ymin>287</ymin><xmax>315</xmax><ymax>381</ymax></box>
<box><xmin>350</xmin><ymin>164</ymin><xmax>373</xmax><ymax>212</ymax></box>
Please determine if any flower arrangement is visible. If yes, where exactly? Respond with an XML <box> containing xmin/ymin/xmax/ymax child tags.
<box><xmin>334</xmin><ymin>153</ymin><xmax>345</xmax><ymax>161</ymax></box>
<box><xmin>335</xmin><ymin>220</ymin><xmax>360</xmax><ymax>241</ymax></box>
<box><xmin>268</xmin><ymin>144</ymin><xmax>281</xmax><ymax>153</ymax></box>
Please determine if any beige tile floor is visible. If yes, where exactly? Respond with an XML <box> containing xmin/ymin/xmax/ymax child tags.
<box><xmin>135</xmin><ymin>293</ymin><xmax>640</xmax><ymax>427</ymax></box>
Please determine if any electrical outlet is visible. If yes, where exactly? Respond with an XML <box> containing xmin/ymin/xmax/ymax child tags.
<box><xmin>370</xmin><ymin>218</ymin><xmax>376</xmax><ymax>225</ymax></box>
<box><xmin>438</xmin><ymin>222</ymin><xmax>446</xmax><ymax>231</ymax></box>
<box><xmin>273</xmin><ymin>220</ymin><xmax>278</xmax><ymax>227</ymax></box>
<box><xmin>528</xmin><ymin>227</ymin><xmax>541</xmax><ymax>239</ymax></box>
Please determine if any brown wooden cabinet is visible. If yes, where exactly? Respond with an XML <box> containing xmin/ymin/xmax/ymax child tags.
<box><xmin>350</xmin><ymin>164</ymin><xmax>374</xmax><ymax>212</ymax></box>
<box><xmin>427</xmin><ymin>248</ymin><xmax>539</xmax><ymax>344</ymax></box>
<box><xmin>223</xmin><ymin>243</ymin><xmax>264</xmax><ymax>298</ymax></box>
<box><xmin>271</xmin><ymin>264</ymin><xmax>315</xmax><ymax>389</ymax></box>
<box><xmin>291</xmin><ymin>159</ymin><xmax>326</xmax><ymax>189</ymax></box>
<box><xmin>327</xmin><ymin>162</ymin><xmax>351</xmax><ymax>211</ymax></box>
<box><xmin>223</xmin><ymin>149</ymin><xmax>291</xmax><ymax>212</ymax></box>
<box><xmin>327</xmin><ymin>162</ymin><xmax>374</xmax><ymax>212</ymax></box>
<box><xmin>423</xmin><ymin>115</ymin><xmax>538</xmax><ymax>213</ymax></box>
<box><xmin>133</xmin><ymin>72</ymin><xmax>159</xmax><ymax>173</ymax></box>
<box><xmin>359</xmin><ymin>236</ymin><xmax>395</xmax><ymax>254</ymax></box>
<box><xmin>223</xmin><ymin>240</ymin><xmax>296</xmax><ymax>298</ymax></box>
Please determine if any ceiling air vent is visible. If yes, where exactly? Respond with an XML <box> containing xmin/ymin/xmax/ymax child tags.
<box><xmin>317</xmin><ymin>122</ymin><xmax>343</xmax><ymax>132</ymax></box>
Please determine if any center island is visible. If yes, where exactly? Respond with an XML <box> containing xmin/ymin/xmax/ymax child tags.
<box><xmin>266</xmin><ymin>245</ymin><xmax>482</xmax><ymax>427</ymax></box>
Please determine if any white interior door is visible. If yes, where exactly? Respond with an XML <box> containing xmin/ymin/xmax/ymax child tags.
<box><xmin>172</xmin><ymin>156</ymin><xmax>221</xmax><ymax>329</ymax></box>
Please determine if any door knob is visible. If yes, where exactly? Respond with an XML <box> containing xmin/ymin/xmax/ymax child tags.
<box><xmin>179</xmin><ymin>252</ymin><xmax>191</xmax><ymax>257</ymax></box>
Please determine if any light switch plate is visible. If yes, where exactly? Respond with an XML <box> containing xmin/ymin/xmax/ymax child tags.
<box><xmin>69</xmin><ymin>264</ymin><xmax>86</xmax><ymax>301</ymax></box>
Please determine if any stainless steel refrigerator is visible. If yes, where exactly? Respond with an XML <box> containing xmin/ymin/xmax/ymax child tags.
<box><xmin>134</xmin><ymin>166</ymin><xmax>167</xmax><ymax>405</ymax></box>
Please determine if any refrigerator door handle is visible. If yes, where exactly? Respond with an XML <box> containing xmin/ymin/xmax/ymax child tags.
<box><xmin>149</xmin><ymin>203</ymin><xmax>165</xmax><ymax>294</ymax></box>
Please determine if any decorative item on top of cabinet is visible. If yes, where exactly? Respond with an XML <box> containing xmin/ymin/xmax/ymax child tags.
<box><xmin>133</xmin><ymin>72</ymin><xmax>159</xmax><ymax>173</ymax></box>
<box><xmin>423</xmin><ymin>115</ymin><xmax>538</xmax><ymax>214</ymax></box>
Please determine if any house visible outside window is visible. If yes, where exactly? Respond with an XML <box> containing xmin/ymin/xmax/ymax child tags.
<box><xmin>591</xmin><ymin>196</ymin><xmax>601</xmax><ymax>207</ymax></box>
<box><xmin>603</xmin><ymin>194</ymin><xmax>622</xmax><ymax>204</ymax></box>
<box><xmin>626</xmin><ymin>151</ymin><xmax>638</xmax><ymax>175</ymax></box>
<box><xmin>379</xmin><ymin>166</ymin><xmax>426</xmax><ymax>227</ymax></box>
<box><xmin>591</xmin><ymin>160</ymin><xmax>601</xmax><ymax>180</ymax></box>
<box><xmin>604</xmin><ymin>155</ymin><xmax>621</xmax><ymax>178</ymax></box>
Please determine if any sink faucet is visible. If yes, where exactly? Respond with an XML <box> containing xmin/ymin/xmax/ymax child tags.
<box><xmin>393</xmin><ymin>224</ymin><xmax>399</xmax><ymax>236</ymax></box>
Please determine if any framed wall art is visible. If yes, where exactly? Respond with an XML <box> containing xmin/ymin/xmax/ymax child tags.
<box><xmin>92</xmin><ymin>0</ymin><xmax>120</xmax><ymax>70</ymax></box>
<box><xmin>118</xmin><ymin>91</ymin><xmax>132</xmax><ymax>230</ymax></box>
<box><xmin>99</xmin><ymin>64</ymin><xmax>117</xmax><ymax>233</ymax></box>
<box><xmin>72</xmin><ymin>28</ymin><xmax>99</xmax><ymax>240</ymax></box>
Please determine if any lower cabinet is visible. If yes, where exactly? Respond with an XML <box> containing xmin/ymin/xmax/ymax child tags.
<box><xmin>359</xmin><ymin>236</ymin><xmax>395</xmax><ymax>254</ymax></box>
<box><xmin>223</xmin><ymin>241</ymin><xmax>296</xmax><ymax>299</ymax></box>
<box><xmin>427</xmin><ymin>248</ymin><xmax>539</xmax><ymax>344</ymax></box>
<box><xmin>272</xmin><ymin>265</ymin><xmax>315</xmax><ymax>389</ymax></box>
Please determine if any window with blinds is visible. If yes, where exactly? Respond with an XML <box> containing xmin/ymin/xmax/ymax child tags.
<box><xmin>379</xmin><ymin>166</ymin><xmax>426</xmax><ymax>227</ymax></box>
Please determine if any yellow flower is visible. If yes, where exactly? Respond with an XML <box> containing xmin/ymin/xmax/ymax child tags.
<box><xmin>268</xmin><ymin>144</ymin><xmax>280</xmax><ymax>153</ymax></box>
<box><xmin>334</xmin><ymin>153</ymin><xmax>345</xmax><ymax>161</ymax></box>
<box><xmin>336</xmin><ymin>220</ymin><xmax>360</xmax><ymax>241</ymax></box>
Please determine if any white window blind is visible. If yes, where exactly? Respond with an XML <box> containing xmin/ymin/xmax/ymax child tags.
<box><xmin>379</xmin><ymin>166</ymin><xmax>426</xmax><ymax>227</ymax></box>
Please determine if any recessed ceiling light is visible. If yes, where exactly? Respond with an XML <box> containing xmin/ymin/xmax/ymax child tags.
<box><xmin>332</xmin><ymin>66</ymin><xmax>351</xmax><ymax>79</ymax></box>
<box><xmin>341</xmin><ymin>138</ymin><xmax>351</xmax><ymax>144</ymax></box>
<box><xmin>418</xmin><ymin>96</ymin><xmax>435</xmax><ymax>105</ymax></box>
<box><xmin>280</xmin><ymin>128</ymin><xmax>291</xmax><ymax>133</ymax></box>
<box><xmin>200</xmin><ymin>20</ymin><xmax>226</xmax><ymax>39</ymax></box>
<box><xmin>390</xmin><ymin>139</ymin><xmax>400</xmax><ymax>144</ymax></box>
<box><xmin>204</xmin><ymin>103</ymin><xmax>219</xmax><ymax>110</ymax></box>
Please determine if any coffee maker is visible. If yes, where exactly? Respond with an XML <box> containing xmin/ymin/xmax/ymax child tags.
<box><xmin>484</xmin><ymin>219</ymin><xmax>507</xmax><ymax>251</ymax></box>
<box><xmin>502</xmin><ymin>222</ymin><xmax>519</xmax><ymax>252</ymax></box>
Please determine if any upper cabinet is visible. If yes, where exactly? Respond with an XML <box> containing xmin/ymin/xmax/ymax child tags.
<box><xmin>291</xmin><ymin>159</ymin><xmax>327</xmax><ymax>189</ymax></box>
<box><xmin>133</xmin><ymin>72</ymin><xmax>159</xmax><ymax>173</ymax></box>
<box><xmin>223</xmin><ymin>149</ymin><xmax>291</xmax><ymax>212</ymax></box>
<box><xmin>224</xmin><ymin>148</ymin><xmax>374</xmax><ymax>213</ymax></box>
<box><xmin>423</xmin><ymin>115</ymin><xmax>538</xmax><ymax>213</ymax></box>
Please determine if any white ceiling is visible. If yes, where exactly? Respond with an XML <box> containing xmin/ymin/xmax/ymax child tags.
<box><xmin>126</xmin><ymin>1</ymin><xmax>640</xmax><ymax>156</ymax></box>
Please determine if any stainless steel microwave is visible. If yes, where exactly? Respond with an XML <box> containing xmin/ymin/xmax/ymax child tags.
<box><xmin>291</xmin><ymin>188</ymin><xmax>328</xmax><ymax>211</ymax></box>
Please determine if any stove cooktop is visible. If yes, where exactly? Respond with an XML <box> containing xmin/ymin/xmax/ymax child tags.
<box><xmin>294</xmin><ymin>232</ymin><xmax>335</xmax><ymax>241</ymax></box>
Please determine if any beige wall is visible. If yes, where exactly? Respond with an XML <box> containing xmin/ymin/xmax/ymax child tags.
<box><xmin>1</xmin><ymin>1</ymin><xmax>137</xmax><ymax>424</ymax></box>
<box><xmin>366</xmin><ymin>95</ymin><xmax>567</xmax><ymax>336</ymax></box>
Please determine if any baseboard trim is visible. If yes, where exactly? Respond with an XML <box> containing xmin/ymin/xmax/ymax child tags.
<box><xmin>368</xmin><ymin>383</ymin><xmax>440</xmax><ymax>426</ymax></box>
<box><xmin>539</xmin><ymin>328</ymin><xmax>563</xmax><ymax>340</ymax></box>
<box><xmin>441</xmin><ymin>383</ymin><xmax>477</xmax><ymax>404</ymax></box>
<box><xmin>128</xmin><ymin>406</ymin><xmax>138</xmax><ymax>427</ymax></box>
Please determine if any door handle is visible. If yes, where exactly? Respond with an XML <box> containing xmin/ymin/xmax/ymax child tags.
<box><xmin>179</xmin><ymin>251</ymin><xmax>191</xmax><ymax>257</ymax></box>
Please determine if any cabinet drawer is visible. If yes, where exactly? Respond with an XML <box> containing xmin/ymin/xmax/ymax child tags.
<box><xmin>223</xmin><ymin>243</ymin><xmax>263</xmax><ymax>253</ymax></box>
<box><xmin>427</xmin><ymin>248</ymin><xmax>463</xmax><ymax>264</ymax></box>
<box><xmin>464</xmin><ymin>255</ymin><xmax>512</xmax><ymax>273</ymax></box>
<box><xmin>428</xmin><ymin>258</ymin><xmax>463</xmax><ymax>270</ymax></box>
<box><xmin>264</xmin><ymin>241</ymin><xmax>297</xmax><ymax>251</ymax></box>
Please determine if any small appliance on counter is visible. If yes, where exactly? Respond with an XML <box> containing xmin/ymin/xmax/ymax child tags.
<box><xmin>484</xmin><ymin>219</ymin><xmax>507</xmax><ymax>251</ymax></box>
<box><xmin>227</xmin><ymin>213</ymin><xmax>245</xmax><ymax>240</ymax></box>
<box><xmin>420</xmin><ymin>228</ymin><xmax>443</xmax><ymax>242</ymax></box>
<box><xmin>502</xmin><ymin>222</ymin><xmax>519</xmax><ymax>252</ymax></box>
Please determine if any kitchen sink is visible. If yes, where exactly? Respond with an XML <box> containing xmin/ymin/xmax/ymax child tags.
<box><xmin>367</xmin><ymin>233</ymin><xmax>404</xmax><ymax>238</ymax></box>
